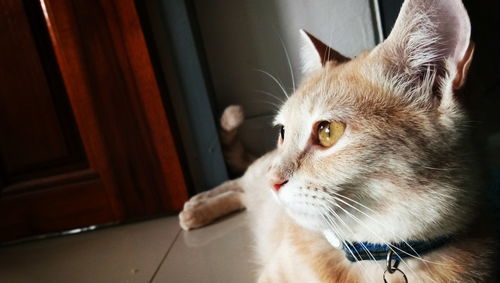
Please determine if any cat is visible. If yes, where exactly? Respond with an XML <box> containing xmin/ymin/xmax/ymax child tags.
<box><xmin>179</xmin><ymin>0</ymin><xmax>496</xmax><ymax>281</ymax></box>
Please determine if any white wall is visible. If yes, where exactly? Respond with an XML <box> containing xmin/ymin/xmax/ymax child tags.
<box><xmin>193</xmin><ymin>0</ymin><xmax>380</xmax><ymax>155</ymax></box>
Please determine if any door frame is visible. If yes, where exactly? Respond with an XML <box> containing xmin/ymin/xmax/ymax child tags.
<box><xmin>40</xmin><ymin>0</ymin><xmax>188</xmax><ymax>215</ymax></box>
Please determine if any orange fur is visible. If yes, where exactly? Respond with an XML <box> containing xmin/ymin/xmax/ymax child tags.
<box><xmin>180</xmin><ymin>0</ymin><xmax>495</xmax><ymax>281</ymax></box>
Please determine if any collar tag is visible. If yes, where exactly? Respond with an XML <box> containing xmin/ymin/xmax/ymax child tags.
<box><xmin>383</xmin><ymin>250</ymin><xmax>408</xmax><ymax>282</ymax></box>
<box><xmin>323</xmin><ymin>230</ymin><xmax>342</xmax><ymax>248</ymax></box>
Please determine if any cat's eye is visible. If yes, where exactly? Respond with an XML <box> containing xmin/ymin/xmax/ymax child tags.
<box><xmin>317</xmin><ymin>121</ymin><xmax>345</xmax><ymax>147</ymax></box>
<box><xmin>280</xmin><ymin>125</ymin><xmax>285</xmax><ymax>140</ymax></box>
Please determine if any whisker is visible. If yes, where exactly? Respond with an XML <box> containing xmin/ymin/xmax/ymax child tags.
<box><xmin>329</xmin><ymin>191</ymin><xmax>424</xmax><ymax>255</ymax></box>
<box><xmin>253</xmin><ymin>100</ymin><xmax>281</xmax><ymax>111</ymax></box>
<box><xmin>323</xmin><ymin>208</ymin><xmax>363</xmax><ymax>260</ymax></box>
<box><xmin>324</xmin><ymin>199</ymin><xmax>422</xmax><ymax>282</ymax></box>
<box><xmin>325</xmin><ymin>206</ymin><xmax>390</xmax><ymax>281</ymax></box>
<box><xmin>321</xmin><ymin>211</ymin><xmax>373</xmax><ymax>282</ymax></box>
<box><xmin>253</xmin><ymin>89</ymin><xmax>286</xmax><ymax>104</ymax></box>
<box><xmin>275</xmin><ymin>31</ymin><xmax>296</xmax><ymax>93</ymax></box>
<box><xmin>326</xmin><ymin>194</ymin><xmax>446</xmax><ymax>282</ymax></box>
<box><xmin>330</xmin><ymin>193</ymin><xmax>432</xmax><ymax>263</ymax></box>
<box><xmin>321</xmin><ymin>212</ymin><xmax>353</xmax><ymax>257</ymax></box>
<box><xmin>321</xmin><ymin>207</ymin><xmax>380</xmax><ymax>282</ymax></box>
<box><xmin>322</xmin><ymin>204</ymin><xmax>377</xmax><ymax>262</ymax></box>
<box><xmin>428</xmin><ymin>190</ymin><xmax>456</xmax><ymax>201</ymax></box>
<box><xmin>323</xmin><ymin>197</ymin><xmax>442</xmax><ymax>283</ymax></box>
<box><xmin>421</xmin><ymin>166</ymin><xmax>456</xmax><ymax>171</ymax></box>
<box><xmin>254</xmin><ymin>69</ymin><xmax>289</xmax><ymax>98</ymax></box>
<box><xmin>328</xmin><ymin>190</ymin><xmax>445</xmax><ymax>265</ymax></box>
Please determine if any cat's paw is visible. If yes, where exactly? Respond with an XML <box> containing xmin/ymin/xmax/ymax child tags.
<box><xmin>182</xmin><ymin>200</ymin><xmax>194</xmax><ymax>210</ymax></box>
<box><xmin>189</xmin><ymin>192</ymin><xmax>208</xmax><ymax>203</ymax></box>
<box><xmin>188</xmin><ymin>187</ymin><xmax>227</xmax><ymax>203</ymax></box>
<box><xmin>220</xmin><ymin>105</ymin><xmax>244</xmax><ymax>132</ymax></box>
<box><xmin>178</xmin><ymin>209</ymin><xmax>195</xmax><ymax>231</ymax></box>
<box><xmin>179</xmin><ymin>205</ymin><xmax>208</xmax><ymax>231</ymax></box>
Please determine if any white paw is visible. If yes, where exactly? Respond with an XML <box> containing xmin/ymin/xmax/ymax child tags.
<box><xmin>220</xmin><ymin>105</ymin><xmax>244</xmax><ymax>131</ymax></box>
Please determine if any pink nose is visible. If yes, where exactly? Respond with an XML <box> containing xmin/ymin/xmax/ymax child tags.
<box><xmin>272</xmin><ymin>180</ymin><xmax>288</xmax><ymax>192</ymax></box>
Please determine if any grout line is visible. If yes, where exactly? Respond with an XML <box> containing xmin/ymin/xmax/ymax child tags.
<box><xmin>149</xmin><ymin>228</ymin><xmax>182</xmax><ymax>283</ymax></box>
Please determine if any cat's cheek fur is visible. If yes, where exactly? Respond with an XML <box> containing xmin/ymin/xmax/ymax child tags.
<box><xmin>278</xmin><ymin>182</ymin><xmax>331</xmax><ymax>232</ymax></box>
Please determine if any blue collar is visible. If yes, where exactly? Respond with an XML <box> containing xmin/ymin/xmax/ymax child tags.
<box><xmin>342</xmin><ymin>236</ymin><xmax>453</xmax><ymax>262</ymax></box>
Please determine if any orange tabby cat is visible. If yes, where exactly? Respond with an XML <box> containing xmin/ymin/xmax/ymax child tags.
<box><xmin>180</xmin><ymin>0</ymin><xmax>495</xmax><ymax>281</ymax></box>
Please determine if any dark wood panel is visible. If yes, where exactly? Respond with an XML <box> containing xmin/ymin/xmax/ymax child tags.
<box><xmin>0</xmin><ymin>0</ymin><xmax>86</xmax><ymax>187</ymax></box>
<box><xmin>2</xmin><ymin>169</ymin><xmax>98</xmax><ymax>195</ymax></box>
<box><xmin>40</xmin><ymin>0</ymin><xmax>189</xmax><ymax>214</ymax></box>
<box><xmin>0</xmin><ymin>0</ymin><xmax>189</xmax><ymax>243</ymax></box>
<box><xmin>0</xmin><ymin>0</ymin><xmax>123</xmax><ymax>242</ymax></box>
<box><xmin>0</xmin><ymin>178</ymin><xmax>115</xmax><ymax>242</ymax></box>
<box><xmin>0</xmin><ymin>0</ymin><xmax>68</xmax><ymax>172</ymax></box>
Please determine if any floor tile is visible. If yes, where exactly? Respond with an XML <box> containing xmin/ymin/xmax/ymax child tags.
<box><xmin>0</xmin><ymin>217</ymin><xmax>180</xmax><ymax>283</ymax></box>
<box><xmin>153</xmin><ymin>212</ymin><xmax>256</xmax><ymax>283</ymax></box>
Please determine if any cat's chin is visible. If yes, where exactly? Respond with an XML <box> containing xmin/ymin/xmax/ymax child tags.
<box><xmin>277</xmin><ymin>190</ymin><xmax>335</xmax><ymax>233</ymax></box>
<box><xmin>283</xmin><ymin>207</ymin><xmax>331</xmax><ymax>233</ymax></box>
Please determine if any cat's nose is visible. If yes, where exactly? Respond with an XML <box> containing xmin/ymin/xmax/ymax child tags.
<box><xmin>269</xmin><ymin>174</ymin><xmax>288</xmax><ymax>191</ymax></box>
<box><xmin>273</xmin><ymin>180</ymin><xmax>288</xmax><ymax>191</ymax></box>
<box><xmin>267</xmin><ymin>167</ymin><xmax>290</xmax><ymax>192</ymax></box>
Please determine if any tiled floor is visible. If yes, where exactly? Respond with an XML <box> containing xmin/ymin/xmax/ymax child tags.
<box><xmin>0</xmin><ymin>212</ymin><xmax>255</xmax><ymax>283</ymax></box>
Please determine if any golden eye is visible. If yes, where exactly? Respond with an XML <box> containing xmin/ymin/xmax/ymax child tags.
<box><xmin>317</xmin><ymin>121</ymin><xmax>345</xmax><ymax>147</ymax></box>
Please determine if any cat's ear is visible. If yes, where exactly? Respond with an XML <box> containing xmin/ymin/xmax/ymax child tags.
<box><xmin>299</xmin><ymin>29</ymin><xmax>349</xmax><ymax>74</ymax></box>
<box><xmin>377</xmin><ymin>0</ymin><xmax>473</xmax><ymax>99</ymax></box>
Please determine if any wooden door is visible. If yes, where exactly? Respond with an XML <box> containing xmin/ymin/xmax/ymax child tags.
<box><xmin>0</xmin><ymin>0</ymin><xmax>188</xmax><ymax>242</ymax></box>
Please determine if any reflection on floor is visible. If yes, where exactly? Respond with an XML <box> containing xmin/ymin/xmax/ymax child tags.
<box><xmin>0</xmin><ymin>212</ymin><xmax>255</xmax><ymax>283</ymax></box>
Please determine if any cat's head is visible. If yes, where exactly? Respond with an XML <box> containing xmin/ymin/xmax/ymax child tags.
<box><xmin>268</xmin><ymin>0</ymin><xmax>476</xmax><ymax>243</ymax></box>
